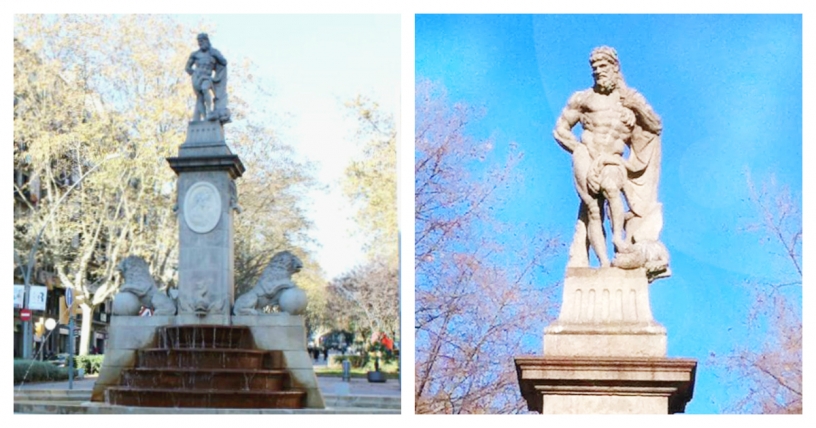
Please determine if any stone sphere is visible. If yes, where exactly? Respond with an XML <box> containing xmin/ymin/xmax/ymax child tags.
<box><xmin>112</xmin><ymin>292</ymin><xmax>141</xmax><ymax>316</ymax></box>
<box><xmin>278</xmin><ymin>287</ymin><xmax>308</xmax><ymax>315</ymax></box>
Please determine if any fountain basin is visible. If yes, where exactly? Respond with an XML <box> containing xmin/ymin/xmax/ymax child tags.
<box><xmin>158</xmin><ymin>325</ymin><xmax>255</xmax><ymax>350</ymax></box>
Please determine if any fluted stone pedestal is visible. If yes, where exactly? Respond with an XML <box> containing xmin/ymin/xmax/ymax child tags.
<box><xmin>515</xmin><ymin>267</ymin><xmax>696</xmax><ymax>414</ymax></box>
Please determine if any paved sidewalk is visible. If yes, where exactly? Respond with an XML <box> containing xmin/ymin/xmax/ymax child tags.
<box><xmin>15</xmin><ymin>374</ymin><xmax>401</xmax><ymax>397</ymax></box>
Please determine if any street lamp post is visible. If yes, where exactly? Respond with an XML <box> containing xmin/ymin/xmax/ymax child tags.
<box><xmin>18</xmin><ymin>154</ymin><xmax>120</xmax><ymax>359</ymax></box>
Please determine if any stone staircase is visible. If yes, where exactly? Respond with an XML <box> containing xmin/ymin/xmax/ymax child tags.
<box><xmin>103</xmin><ymin>325</ymin><xmax>306</xmax><ymax>409</ymax></box>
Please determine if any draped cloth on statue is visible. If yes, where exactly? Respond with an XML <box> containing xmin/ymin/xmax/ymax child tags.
<box><xmin>623</xmin><ymin>127</ymin><xmax>663</xmax><ymax>244</ymax></box>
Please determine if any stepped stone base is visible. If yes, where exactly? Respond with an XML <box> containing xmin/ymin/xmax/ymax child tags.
<box><xmin>515</xmin><ymin>356</ymin><xmax>697</xmax><ymax>414</ymax></box>
<box><xmin>516</xmin><ymin>267</ymin><xmax>696</xmax><ymax>414</ymax></box>
<box><xmin>93</xmin><ymin>314</ymin><xmax>324</xmax><ymax>409</ymax></box>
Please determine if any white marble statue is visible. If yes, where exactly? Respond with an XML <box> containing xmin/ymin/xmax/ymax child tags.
<box><xmin>553</xmin><ymin>46</ymin><xmax>669</xmax><ymax>280</ymax></box>
<box><xmin>233</xmin><ymin>251</ymin><xmax>307</xmax><ymax>316</ymax></box>
<box><xmin>185</xmin><ymin>33</ymin><xmax>231</xmax><ymax>124</ymax></box>
<box><xmin>112</xmin><ymin>256</ymin><xmax>177</xmax><ymax>316</ymax></box>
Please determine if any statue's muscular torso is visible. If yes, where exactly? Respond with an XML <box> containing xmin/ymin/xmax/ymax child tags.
<box><xmin>190</xmin><ymin>50</ymin><xmax>218</xmax><ymax>78</ymax></box>
<box><xmin>571</xmin><ymin>88</ymin><xmax>635</xmax><ymax>159</ymax></box>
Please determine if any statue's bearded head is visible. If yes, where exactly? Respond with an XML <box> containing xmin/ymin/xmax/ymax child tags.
<box><xmin>197</xmin><ymin>33</ymin><xmax>211</xmax><ymax>51</ymax></box>
<box><xmin>590</xmin><ymin>46</ymin><xmax>621</xmax><ymax>95</ymax></box>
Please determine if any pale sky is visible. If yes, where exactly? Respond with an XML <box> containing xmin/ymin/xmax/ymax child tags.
<box><xmin>176</xmin><ymin>15</ymin><xmax>401</xmax><ymax>279</ymax></box>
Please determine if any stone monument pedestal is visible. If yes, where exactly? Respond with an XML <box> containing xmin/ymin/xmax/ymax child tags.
<box><xmin>93</xmin><ymin>121</ymin><xmax>324</xmax><ymax>409</ymax></box>
<box><xmin>515</xmin><ymin>357</ymin><xmax>696</xmax><ymax>414</ymax></box>
<box><xmin>167</xmin><ymin>121</ymin><xmax>244</xmax><ymax>325</ymax></box>
<box><xmin>515</xmin><ymin>267</ymin><xmax>696</xmax><ymax>414</ymax></box>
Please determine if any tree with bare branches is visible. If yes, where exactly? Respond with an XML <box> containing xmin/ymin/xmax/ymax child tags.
<box><xmin>414</xmin><ymin>80</ymin><xmax>560</xmax><ymax>414</ymax></box>
<box><xmin>716</xmin><ymin>174</ymin><xmax>801</xmax><ymax>413</ymax></box>
<box><xmin>327</xmin><ymin>259</ymin><xmax>399</xmax><ymax>343</ymax></box>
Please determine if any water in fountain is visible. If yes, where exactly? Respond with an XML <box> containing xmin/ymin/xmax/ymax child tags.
<box><xmin>105</xmin><ymin>325</ymin><xmax>306</xmax><ymax>409</ymax></box>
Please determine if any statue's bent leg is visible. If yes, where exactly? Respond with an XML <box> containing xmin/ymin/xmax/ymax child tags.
<box><xmin>202</xmin><ymin>80</ymin><xmax>215</xmax><ymax>118</ymax></box>
<box><xmin>603</xmin><ymin>188</ymin><xmax>629</xmax><ymax>253</ymax></box>
<box><xmin>587</xmin><ymin>199</ymin><xmax>609</xmax><ymax>267</ymax></box>
<box><xmin>191</xmin><ymin>78</ymin><xmax>206</xmax><ymax>121</ymax></box>
<box><xmin>600</xmin><ymin>162</ymin><xmax>630</xmax><ymax>254</ymax></box>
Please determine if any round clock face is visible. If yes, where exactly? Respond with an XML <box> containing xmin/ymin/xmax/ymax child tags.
<box><xmin>184</xmin><ymin>181</ymin><xmax>222</xmax><ymax>234</ymax></box>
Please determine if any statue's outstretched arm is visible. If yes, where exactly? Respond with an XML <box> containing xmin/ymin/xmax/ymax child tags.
<box><xmin>553</xmin><ymin>93</ymin><xmax>583</xmax><ymax>153</ymax></box>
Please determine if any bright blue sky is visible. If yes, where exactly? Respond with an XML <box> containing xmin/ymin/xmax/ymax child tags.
<box><xmin>416</xmin><ymin>14</ymin><xmax>802</xmax><ymax>414</ymax></box>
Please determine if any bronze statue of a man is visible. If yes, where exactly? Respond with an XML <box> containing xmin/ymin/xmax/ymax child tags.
<box><xmin>186</xmin><ymin>33</ymin><xmax>231</xmax><ymax>124</ymax></box>
<box><xmin>554</xmin><ymin>46</ymin><xmax>669</xmax><ymax>279</ymax></box>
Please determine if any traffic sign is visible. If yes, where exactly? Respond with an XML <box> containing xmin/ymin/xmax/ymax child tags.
<box><xmin>20</xmin><ymin>309</ymin><xmax>32</xmax><ymax>321</ymax></box>
<box><xmin>65</xmin><ymin>289</ymin><xmax>74</xmax><ymax>306</ymax></box>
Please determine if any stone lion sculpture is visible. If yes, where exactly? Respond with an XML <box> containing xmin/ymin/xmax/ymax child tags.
<box><xmin>233</xmin><ymin>250</ymin><xmax>307</xmax><ymax>316</ymax></box>
<box><xmin>112</xmin><ymin>256</ymin><xmax>177</xmax><ymax>316</ymax></box>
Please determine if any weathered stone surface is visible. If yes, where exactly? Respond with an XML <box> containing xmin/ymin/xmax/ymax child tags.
<box><xmin>281</xmin><ymin>351</ymin><xmax>316</xmax><ymax>369</ymax></box>
<box><xmin>14</xmin><ymin>402</ymin><xmax>398</xmax><ymax>414</ymax></box>
<box><xmin>542</xmin><ymin>394</ymin><xmax>667</xmax><ymax>414</ymax></box>
<box><xmin>233</xmin><ymin>251</ymin><xmax>306</xmax><ymax>316</ymax></box>
<box><xmin>245</xmin><ymin>327</ymin><xmax>307</xmax><ymax>351</ymax></box>
<box><xmin>107</xmin><ymin>326</ymin><xmax>159</xmax><ymax>350</ymax></box>
<box><xmin>91</xmin><ymin>349</ymin><xmax>138</xmax><ymax>401</ymax></box>
<box><xmin>234</xmin><ymin>316</ymin><xmax>323</xmax><ymax>408</ymax></box>
<box><xmin>555</xmin><ymin>267</ymin><xmax>657</xmax><ymax>324</ymax></box>
<box><xmin>235</xmin><ymin>315</ymin><xmax>309</xmax><ymax>351</ymax></box>
<box><xmin>173</xmin><ymin>170</ymin><xmax>237</xmax><ymax>317</ymax></box>
<box><xmin>544</xmin><ymin>267</ymin><xmax>667</xmax><ymax>358</ymax></box>
<box><xmin>112</xmin><ymin>256</ymin><xmax>176</xmax><ymax>316</ymax></box>
<box><xmin>515</xmin><ymin>356</ymin><xmax>697</xmax><ymax>414</ymax></box>
<box><xmin>174</xmin><ymin>313</ymin><xmax>232</xmax><ymax>326</ymax></box>
<box><xmin>92</xmin><ymin>316</ymin><xmax>177</xmax><ymax>402</ymax></box>
<box><xmin>183</xmin><ymin>121</ymin><xmax>227</xmax><ymax>145</ymax></box>
<box><xmin>544</xmin><ymin>332</ymin><xmax>666</xmax><ymax>358</ymax></box>
<box><xmin>230</xmin><ymin>315</ymin><xmax>323</xmax><ymax>408</ymax></box>
<box><xmin>109</xmin><ymin>315</ymin><xmax>176</xmax><ymax>328</ymax></box>
<box><xmin>184</xmin><ymin>181</ymin><xmax>222</xmax><ymax>234</ymax></box>
<box><xmin>232</xmin><ymin>314</ymin><xmax>305</xmax><ymax>327</ymax></box>
<box><xmin>186</xmin><ymin>33</ymin><xmax>230</xmax><ymax>124</ymax></box>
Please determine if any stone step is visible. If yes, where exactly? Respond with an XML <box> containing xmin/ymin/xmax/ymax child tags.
<box><xmin>136</xmin><ymin>348</ymin><xmax>280</xmax><ymax>370</ymax></box>
<box><xmin>14</xmin><ymin>390</ymin><xmax>399</xmax><ymax>409</ymax></box>
<box><xmin>14</xmin><ymin>390</ymin><xmax>91</xmax><ymax>401</ymax></box>
<box><xmin>105</xmin><ymin>387</ymin><xmax>306</xmax><ymax>409</ymax></box>
<box><xmin>121</xmin><ymin>368</ymin><xmax>292</xmax><ymax>391</ymax></box>
<box><xmin>13</xmin><ymin>401</ymin><xmax>400</xmax><ymax>414</ymax></box>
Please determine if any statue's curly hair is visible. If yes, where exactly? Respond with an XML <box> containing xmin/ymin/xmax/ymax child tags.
<box><xmin>589</xmin><ymin>46</ymin><xmax>619</xmax><ymax>67</ymax></box>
